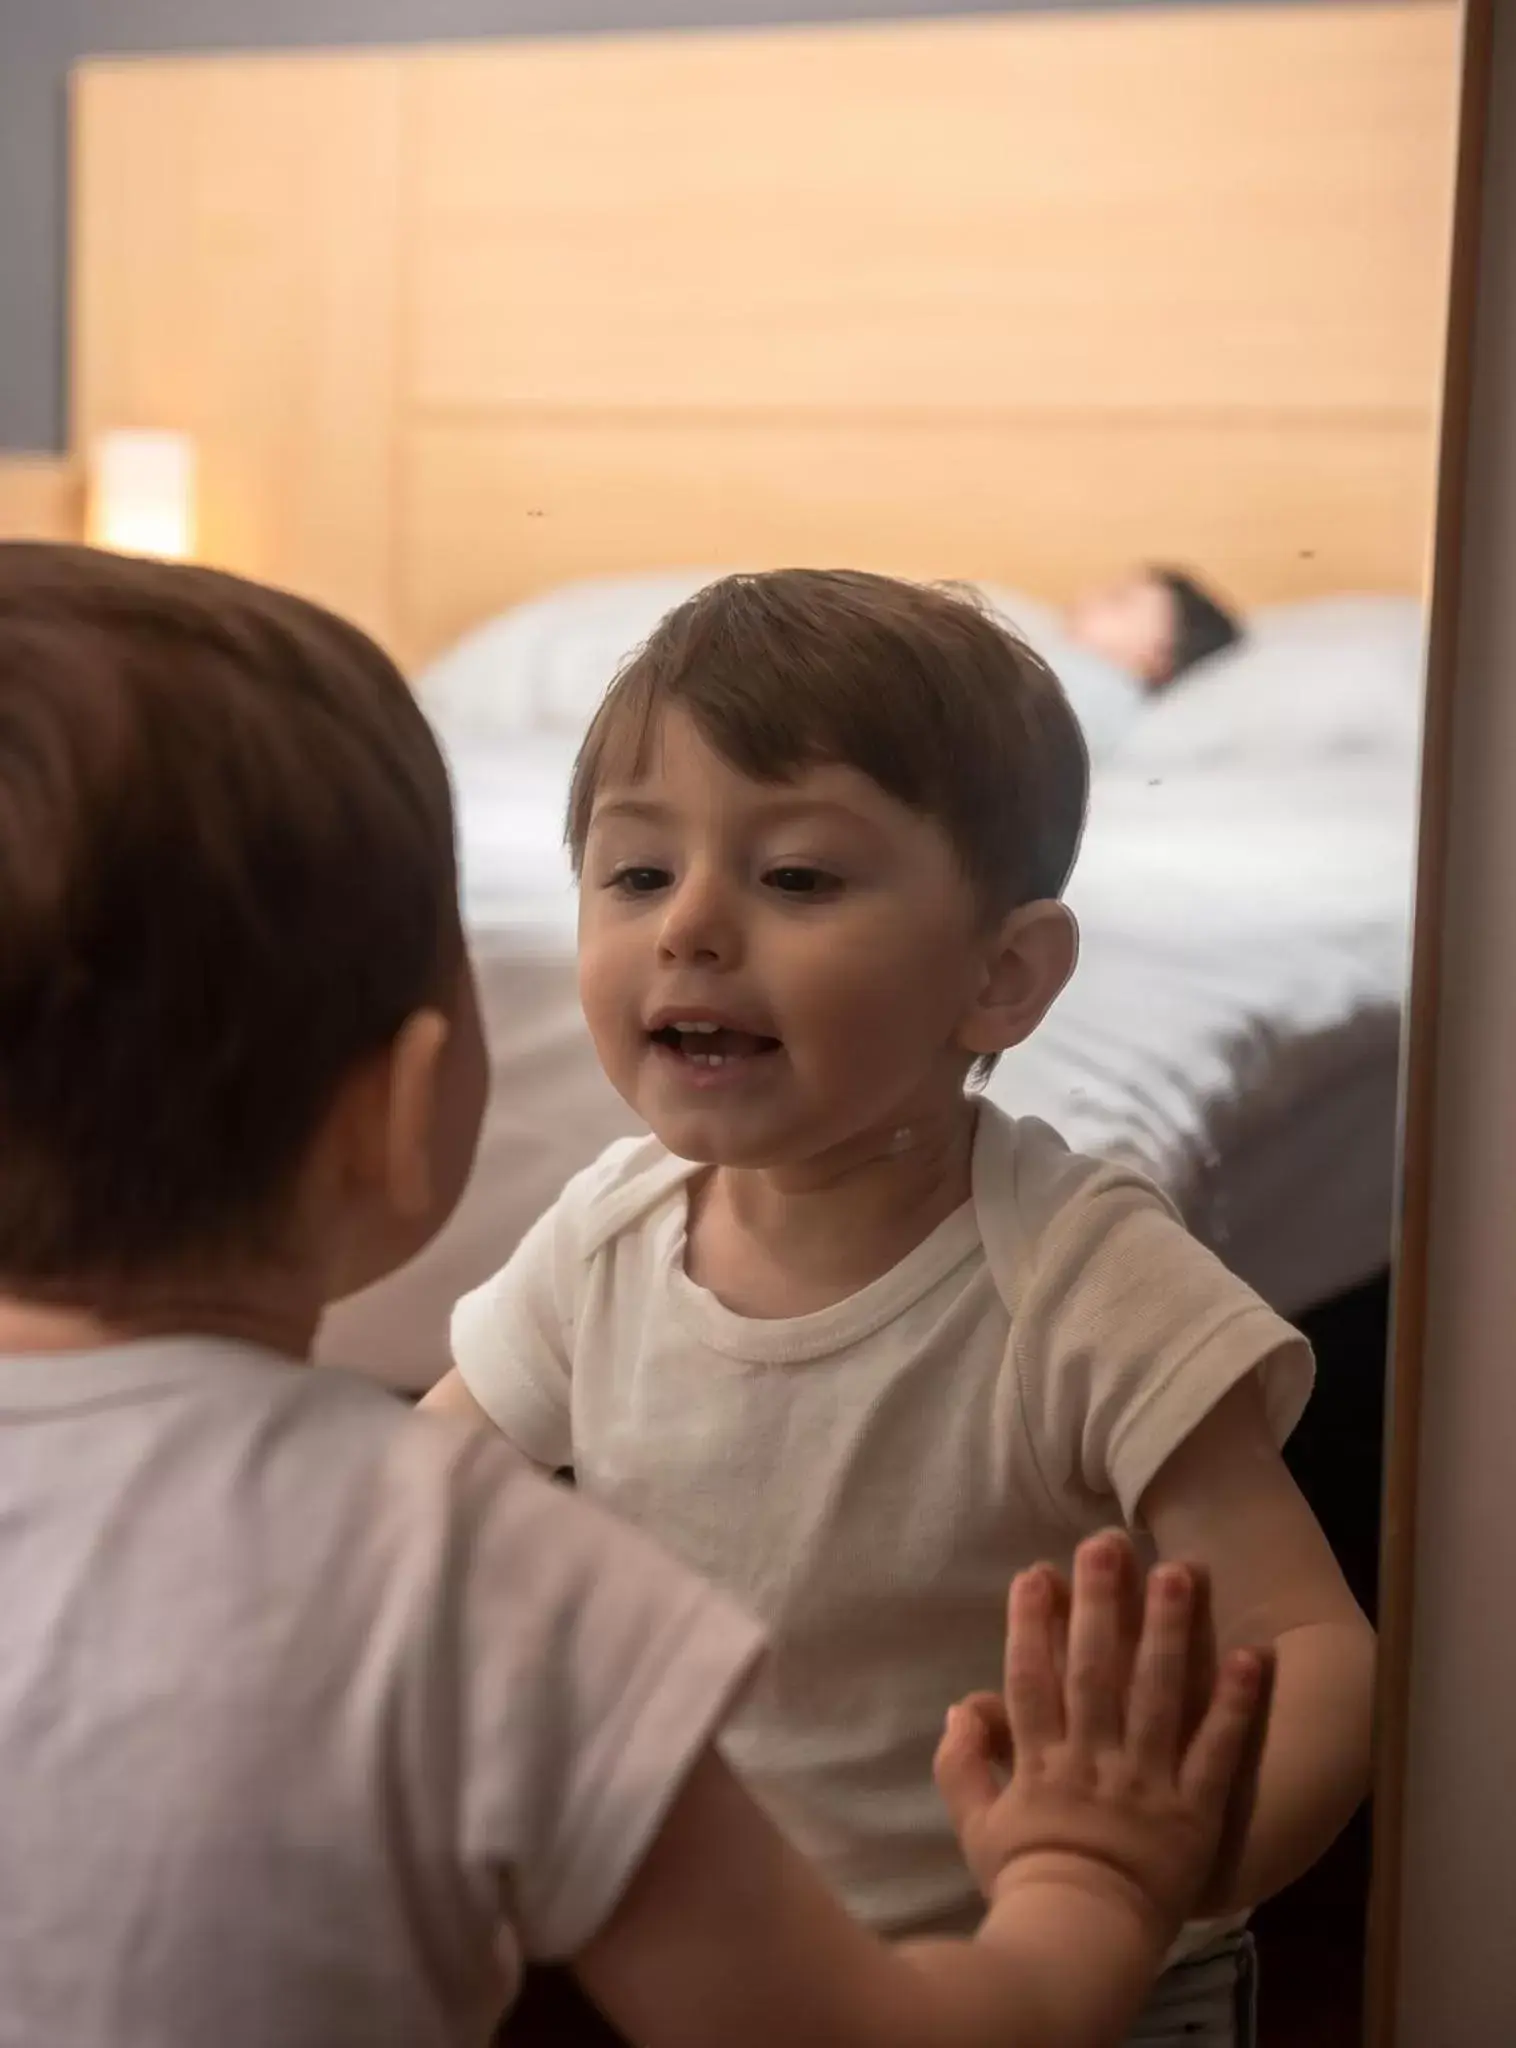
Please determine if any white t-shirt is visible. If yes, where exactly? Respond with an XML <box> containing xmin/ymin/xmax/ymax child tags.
<box><xmin>0</xmin><ymin>1339</ymin><xmax>762</xmax><ymax>2048</ymax></box>
<box><xmin>453</xmin><ymin>1102</ymin><xmax>1313</xmax><ymax>1942</ymax></box>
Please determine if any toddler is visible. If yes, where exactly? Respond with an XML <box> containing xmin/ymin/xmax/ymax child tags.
<box><xmin>428</xmin><ymin>568</ymin><xmax>1375</xmax><ymax>2046</ymax></box>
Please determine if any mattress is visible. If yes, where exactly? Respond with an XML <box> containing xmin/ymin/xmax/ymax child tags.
<box><xmin>316</xmin><ymin>734</ymin><xmax>1415</xmax><ymax>1392</ymax></box>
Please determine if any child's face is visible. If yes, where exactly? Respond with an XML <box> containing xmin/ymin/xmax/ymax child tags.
<box><xmin>576</xmin><ymin>709</ymin><xmax>1019</xmax><ymax>1172</ymax></box>
<box><xmin>1065</xmin><ymin>574</ymin><xmax>1178</xmax><ymax>688</ymax></box>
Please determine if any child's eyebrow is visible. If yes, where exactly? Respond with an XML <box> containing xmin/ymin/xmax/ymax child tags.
<box><xmin>589</xmin><ymin>796</ymin><xmax>670</xmax><ymax>828</ymax></box>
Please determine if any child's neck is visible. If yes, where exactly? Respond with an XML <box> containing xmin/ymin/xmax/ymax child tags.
<box><xmin>688</xmin><ymin>1096</ymin><xmax>978</xmax><ymax>1319</ymax></box>
<box><xmin>0</xmin><ymin>1273</ymin><xmax>321</xmax><ymax>1362</ymax></box>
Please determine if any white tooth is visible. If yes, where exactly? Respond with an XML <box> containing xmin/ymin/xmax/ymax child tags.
<box><xmin>691</xmin><ymin>1053</ymin><xmax>728</xmax><ymax>1067</ymax></box>
<box><xmin>674</xmin><ymin>1020</ymin><xmax>720</xmax><ymax>1034</ymax></box>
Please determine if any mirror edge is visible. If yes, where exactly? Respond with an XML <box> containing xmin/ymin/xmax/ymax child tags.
<box><xmin>1363</xmin><ymin>0</ymin><xmax>1497</xmax><ymax>2039</ymax></box>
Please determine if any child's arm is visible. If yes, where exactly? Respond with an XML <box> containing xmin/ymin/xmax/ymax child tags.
<box><xmin>420</xmin><ymin>1370</ymin><xmax>493</xmax><ymax>1428</ymax></box>
<box><xmin>421</xmin><ymin>1369</ymin><xmax>560</xmax><ymax>1474</ymax></box>
<box><xmin>419</xmin><ymin>1193</ymin><xmax>578</xmax><ymax>1469</ymax></box>
<box><xmin>1139</xmin><ymin>1368</ymin><xmax>1375</xmax><ymax>1912</ymax></box>
<box><xmin>577</xmin><ymin>1537</ymin><xmax>1270</xmax><ymax>2048</ymax></box>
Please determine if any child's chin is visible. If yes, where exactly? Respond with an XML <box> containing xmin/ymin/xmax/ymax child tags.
<box><xmin>641</xmin><ymin>1104</ymin><xmax>791</xmax><ymax>1171</ymax></box>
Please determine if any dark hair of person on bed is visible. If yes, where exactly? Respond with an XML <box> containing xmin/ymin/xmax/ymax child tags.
<box><xmin>565</xmin><ymin>568</ymin><xmax>1089</xmax><ymax>1080</ymax></box>
<box><xmin>0</xmin><ymin>542</ymin><xmax>458</xmax><ymax>1295</ymax></box>
<box><xmin>1151</xmin><ymin>567</ymin><xmax>1245</xmax><ymax>682</ymax></box>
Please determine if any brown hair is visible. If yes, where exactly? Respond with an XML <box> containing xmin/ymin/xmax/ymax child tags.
<box><xmin>0</xmin><ymin>543</ymin><xmax>457</xmax><ymax>1293</ymax></box>
<box><xmin>566</xmin><ymin>569</ymin><xmax>1089</xmax><ymax>916</ymax></box>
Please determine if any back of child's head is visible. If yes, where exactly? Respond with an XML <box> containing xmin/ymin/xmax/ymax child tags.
<box><xmin>0</xmin><ymin>543</ymin><xmax>456</xmax><ymax>1296</ymax></box>
<box><xmin>566</xmin><ymin>568</ymin><xmax>1089</xmax><ymax>922</ymax></box>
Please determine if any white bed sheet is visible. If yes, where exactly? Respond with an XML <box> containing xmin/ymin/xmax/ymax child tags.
<box><xmin>317</xmin><ymin>735</ymin><xmax>1415</xmax><ymax>1391</ymax></box>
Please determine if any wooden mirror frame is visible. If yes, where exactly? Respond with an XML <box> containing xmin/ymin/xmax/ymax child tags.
<box><xmin>1365</xmin><ymin>0</ymin><xmax>1498</xmax><ymax>2036</ymax></box>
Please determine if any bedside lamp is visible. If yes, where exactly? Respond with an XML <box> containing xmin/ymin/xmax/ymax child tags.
<box><xmin>87</xmin><ymin>429</ymin><xmax>196</xmax><ymax>561</ymax></box>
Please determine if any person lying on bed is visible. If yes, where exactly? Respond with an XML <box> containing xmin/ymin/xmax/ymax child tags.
<box><xmin>427</xmin><ymin>568</ymin><xmax>1375</xmax><ymax>2048</ymax></box>
<box><xmin>0</xmin><ymin>542</ymin><xmax>1274</xmax><ymax>2048</ymax></box>
<box><xmin>1065</xmin><ymin>565</ymin><xmax>1244</xmax><ymax>694</ymax></box>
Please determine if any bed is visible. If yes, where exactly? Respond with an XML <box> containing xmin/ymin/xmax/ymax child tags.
<box><xmin>315</xmin><ymin>578</ymin><xmax>1422</xmax><ymax>1390</ymax></box>
<box><xmin>59</xmin><ymin>3</ymin><xmax>1454</xmax><ymax>1393</ymax></box>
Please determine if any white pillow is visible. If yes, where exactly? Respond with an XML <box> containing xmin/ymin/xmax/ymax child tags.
<box><xmin>1113</xmin><ymin>596</ymin><xmax>1425</xmax><ymax>772</ymax></box>
<box><xmin>418</xmin><ymin>571</ymin><xmax>728</xmax><ymax>744</ymax></box>
<box><xmin>1247</xmin><ymin>593</ymin><xmax>1424</xmax><ymax>648</ymax></box>
<box><xmin>974</xmin><ymin>583</ymin><xmax>1061</xmax><ymax>645</ymax></box>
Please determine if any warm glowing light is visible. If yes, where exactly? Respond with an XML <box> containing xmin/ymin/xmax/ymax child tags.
<box><xmin>87</xmin><ymin>430</ymin><xmax>196</xmax><ymax>561</ymax></box>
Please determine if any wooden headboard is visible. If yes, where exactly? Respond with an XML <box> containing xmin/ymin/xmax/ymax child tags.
<box><xmin>0</xmin><ymin>457</ymin><xmax>80</xmax><ymax>545</ymax></box>
<box><xmin>71</xmin><ymin>3</ymin><xmax>1460</xmax><ymax>669</ymax></box>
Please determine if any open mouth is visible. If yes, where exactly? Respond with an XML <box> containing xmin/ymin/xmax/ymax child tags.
<box><xmin>648</xmin><ymin>1022</ymin><xmax>784</xmax><ymax>1068</ymax></box>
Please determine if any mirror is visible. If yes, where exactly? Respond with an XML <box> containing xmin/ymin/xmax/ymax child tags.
<box><xmin>14</xmin><ymin>4</ymin><xmax>1477</xmax><ymax>2041</ymax></box>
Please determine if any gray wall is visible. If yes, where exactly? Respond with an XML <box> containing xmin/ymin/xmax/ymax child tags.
<box><xmin>0</xmin><ymin>0</ymin><xmax>1349</xmax><ymax>451</ymax></box>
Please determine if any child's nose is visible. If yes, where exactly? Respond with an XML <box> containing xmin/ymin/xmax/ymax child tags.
<box><xmin>655</xmin><ymin>871</ymin><xmax>742</xmax><ymax>965</ymax></box>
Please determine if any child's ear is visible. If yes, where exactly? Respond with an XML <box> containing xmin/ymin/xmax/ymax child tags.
<box><xmin>313</xmin><ymin>1008</ymin><xmax>455</xmax><ymax>1307</ymax></box>
<box><xmin>331</xmin><ymin>1008</ymin><xmax>451</xmax><ymax>1220</ymax></box>
<box><xmin>379</xmin><ymin>1009</ymin><xmax>452</xmax><ymax>1219</ymax></box>
<box><xmin>957</xmin><ymin>902</ymin><xmax>1078</xmax><ymax>1061</ymax></box>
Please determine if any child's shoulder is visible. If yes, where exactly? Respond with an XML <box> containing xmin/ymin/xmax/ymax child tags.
<box><xmin>556</xmin><ymin>1131</ymin><xmax>699</xmax><ymax>1259</ymax></box>
<box><xmin>974</xmin><ymin>1102</ymin><xmax>1177</xmax><ymax>1248</ymax></box>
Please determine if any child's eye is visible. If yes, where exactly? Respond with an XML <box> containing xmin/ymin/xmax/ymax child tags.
<box><xmin>765</xmin><ymin>866</ymin><xmax>841</xmax><ymax>898</ymax></box>
<box><xmin>607</xmin><ymin>866</ymin><xmax>671</xmax><ymax>896</ymax></box>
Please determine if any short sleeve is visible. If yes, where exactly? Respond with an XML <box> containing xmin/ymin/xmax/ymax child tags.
<box><xmin>451</xmin><ymin>1200</ymin><xmax>576</xmax><ymax>1471</ymax></box>
<box><xmin>451</xmin><ymin>1137</ymin><xmax>670</xmax><ymax>1471</ymax></box>
<box><xmin>1009</xmin><ymin>1160</ymin><xmax>1314</xmax><ymax>1527</ymax></box>
<box><xmin>442</xmin><ymin>1432</ymin><xmax>765</xmax><ymax>1962</ymax></box>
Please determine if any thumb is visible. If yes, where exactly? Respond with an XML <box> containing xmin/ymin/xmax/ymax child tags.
<box><xmin>934</xmin><ymin>1695</ymin><xmax>1008</xmax><ymax>1837</ymax></box>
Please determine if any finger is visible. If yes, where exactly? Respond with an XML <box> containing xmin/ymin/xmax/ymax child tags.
<box><xmin>1064</xmin><ymin>1531</ymin><xmax>1132</xmax><ymax>1749</ymax></box>
<box><xmin>1196</xmin><ymin>1648</ymin><xmax>1277</xmax><ymax>1906</ymax></box>
<box><xmin>934</xmin><ymin>1699</ymin><xmax>1008</xmax><ymax>1840</ymax></box>
<box><xmin>1046</xmin><ymin>1567</ymin><xmax>1072</xmax><ymax>1698</ymax></box>
<box><xmin>1180</xmin><ymin>1562</ymin><xmax>1218</xmax><ymax>1749</ymax></box>
<box><xmin>1005</xmin><ymin>1564</ymin><xmax>1070</xmax><ymax>1699</ymax></box>
<box><xmin>956</xmin><ymin>1690</ymin><xmax>1013</xmax><ymax>1766</ymax></box>
<box><xmin>1178</xmin><ymin>1646</ymin><xmax>1275</xmax><ymax>1816</ymax></box>
<box><xmin>1126</xmin><ymin>1563</ymin><xmax>1194</xmax><ymax>1771</ymax></box>
<box><xmin>1004</xmin><ymin>1566</ymin><xmax>1066</xmax><ymax>1754</ymax></box>
<box><xmin>1109</xmin><ymin>1536</ymin><xmax>1143</xmax><ymax>1733</ymax></box>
